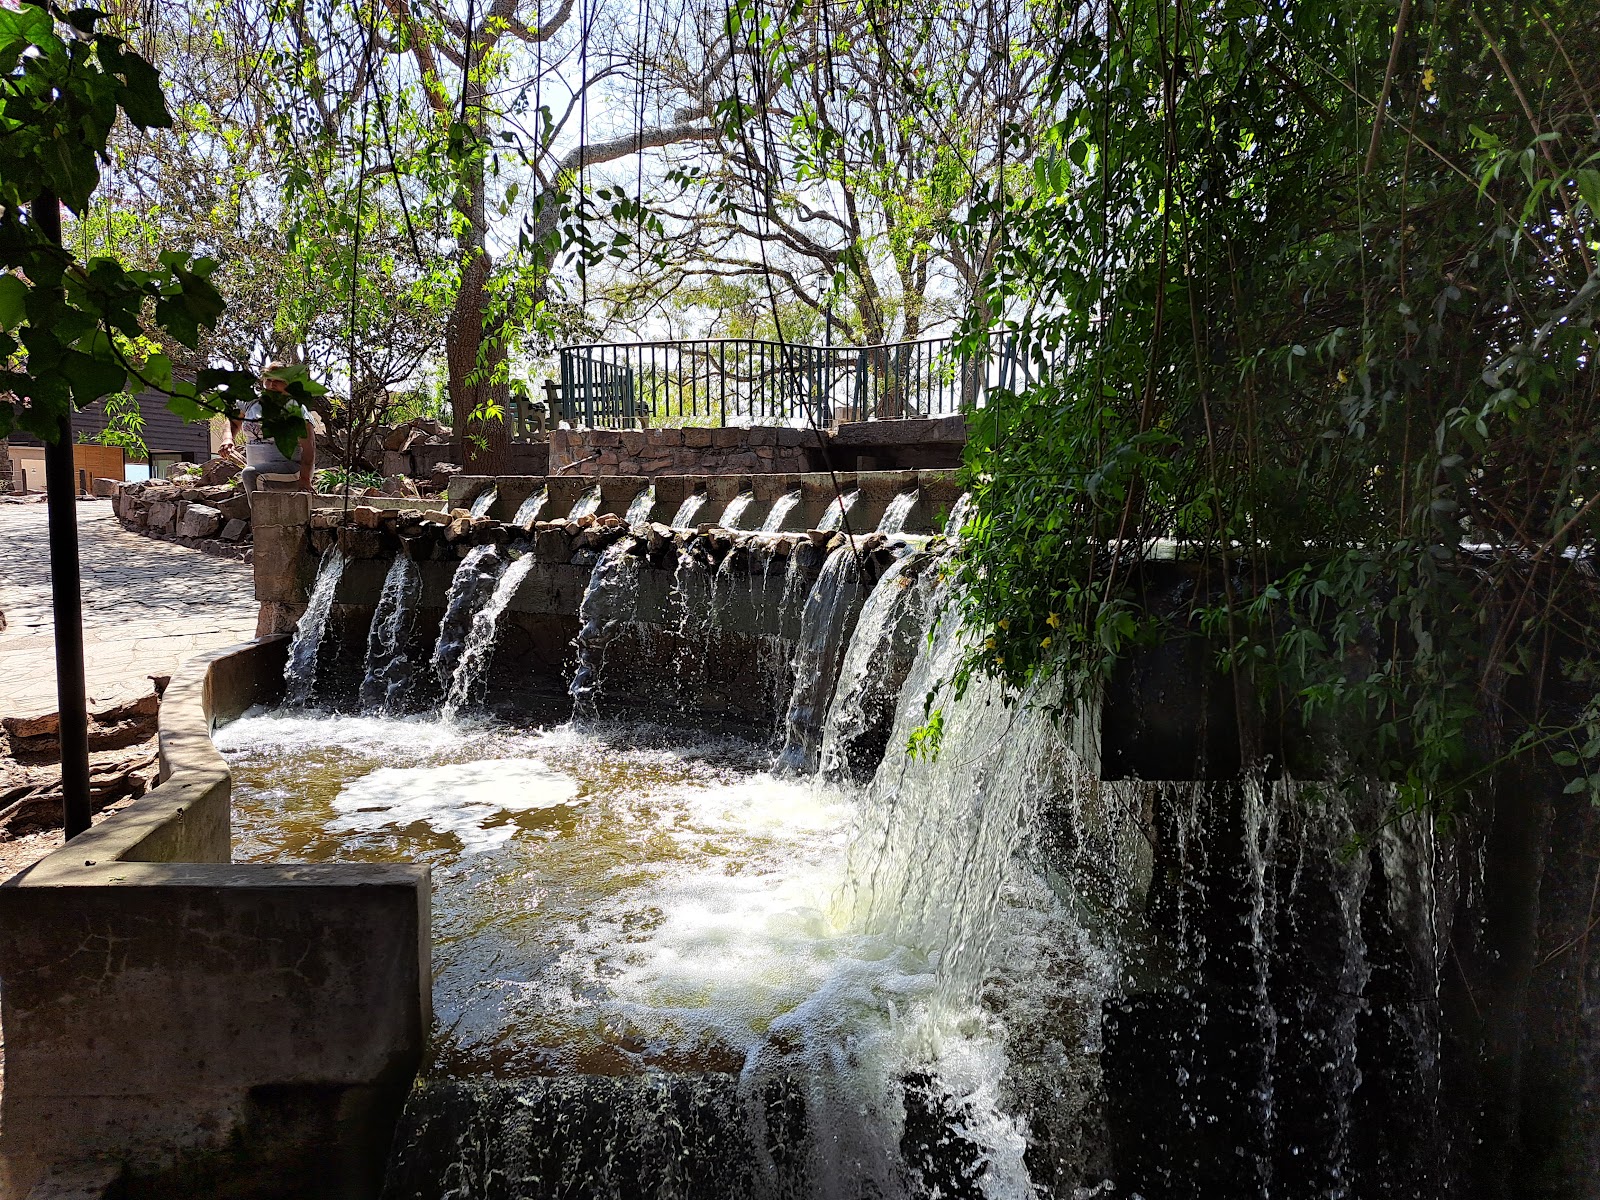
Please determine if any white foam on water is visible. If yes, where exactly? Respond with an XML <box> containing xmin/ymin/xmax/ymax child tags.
<box><xmin>331</xmin><ymin>757</ymin><xmax>579</xmax><ymax>852</ymax></box>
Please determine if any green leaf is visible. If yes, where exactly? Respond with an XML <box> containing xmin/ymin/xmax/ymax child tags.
<box><xmin>0</xmin><ymin>275</ymin><xmax>25</xmax><ymax>331</ymax></box>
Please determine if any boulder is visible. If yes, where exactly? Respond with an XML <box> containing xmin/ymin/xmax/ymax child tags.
<box><xmin>352</xmin><ymin>505</ymin><xmax>382</xmax><ymax>530</ymax></box>
<box><xmin>381</xmin><ymin>473</ymin><xmax>421</xmax><ymax>499</ymax></box>
<box><xmin>218</xmin><ymin>492</ymin><xmax>252</xmax><ymax>522</ymax></box>
<box><xmin>219</xmin><ymin>518</ymin><xmax>249</xmax><ymax>542</ymax></box>
<box><xmin>145</xmin><ymin>500</ymin><xmax>178</xmax><ymax>532</ymax></box>
<box><xmin>176</xmin><ymin>503</ymin><xmax>222</xmax><ymax>538</ymax></box>
<box><xmin>199</xmin><ymin>453</ymin><xmax>243</xmax><ymax>486</ymax></box>
<box><xmin>91</xmin><ymin>477</ymin><xmax>120</xmax><ymax>498</ymax></box>
<box><xmin>382</xmin><ymin>451</ymin><xmax>413</xmax><ymax>479</ymax></box>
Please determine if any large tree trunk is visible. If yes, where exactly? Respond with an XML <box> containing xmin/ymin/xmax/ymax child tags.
<box><xmin>446</xmin><ymin>143</ymin><xmax>511</xmax><ymax>476</ymax></box>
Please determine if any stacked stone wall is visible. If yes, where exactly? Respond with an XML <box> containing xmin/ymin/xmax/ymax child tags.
<box><xmin>548</xmin><ymin>426</ymin><xmax>824</xmax><ymax>477</ymax></box>
<box><xmin>0</xmin><ymin>438</ymin><xmax>11</xmax><ymax>492</ymax></box>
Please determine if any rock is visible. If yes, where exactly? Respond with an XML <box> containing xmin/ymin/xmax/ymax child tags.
<box><xmin>430</xmin><ymin>463</ymin><xmax>462</xmax><ymax>490</ymax></box>
<box><xmin>381</xmin><ymin>473</ymin><xmax>421</xmax><ymax>499</ymax></box>
<box><xmin>683</xmin><ymin>427</ymin><xmax>713</xmax><ymax>448</ymax></box>
<box><xmin>445</xmin><ymin>517</ymin><xmax>472</xmax><ymax>541</ymax></box>
<box><xmin>176</xmin><ymin>503</ymin><xmax>222</xmax><ymax>538</ymax></box>
<box><xmin>309</xmin><ymin>509</ymin><xmax>340</xmax><ymax>529</ymax></box>
<box><xmin>91</xmin><ymin>477</ymin><xmax>120</xmax><ymax>497</ymax></box>
<box><xmin>218</xmin><ymin>493</ymin><xmax>252</xmax><ymax>522</ymax></box>
<box><xmin>219</xmin><ymin>518</ymin><xmax>248</xmax><ymax>542</ymax></box>
<box><xmin>352</xmin><ymin>505</ymin><xmax>382</xmax><ymax>529</ymax></box>
<box><xmin>165</xmin><ymin>461</ymin><xmax>202</xmax><ymax>482</ymax></box>
<box><xmin>337</xmin><ymin>526</ymin><xmax>385</xmax><ymax>558</ymax></box>
<box><xmin>199</xmin><ymin>454</ymin><xmax>243</xmax><ymax>486</ymax></box>
<box><xmin>145</xmin><ymin>500</ymin><xmax>178</xmax><ymax>532</ymax></box>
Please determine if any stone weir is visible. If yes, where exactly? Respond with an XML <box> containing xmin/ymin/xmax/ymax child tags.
<box><xmin>249</xmin><ymin>470</ymin><xmax>960</xmax><ymax>725</ymax></box>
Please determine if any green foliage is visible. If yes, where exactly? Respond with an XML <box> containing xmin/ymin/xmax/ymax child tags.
<box><xmin>314</xmin><ymin>466</ymin><xmax>384</xmax><ymax>494</ymax></box>
<box><xmin>954</xmin><ymin>0</ymin><xmax>1600</xmax><ymax>807</ymax></box>
<box><xmin>0</xmin><ymin>2</ymin><xmax>307</xmax><ymax>447</ymax></box>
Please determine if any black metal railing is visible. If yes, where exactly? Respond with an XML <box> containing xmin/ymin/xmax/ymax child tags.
<box><xmin>556</xmin><ymin>332</ymin><xmax>1028</xmax><ymax>429</ymax></box>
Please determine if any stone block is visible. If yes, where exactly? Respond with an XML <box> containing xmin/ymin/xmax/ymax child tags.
<box><xmin>683</xmin><ymin>427</ymin><xmax>713</xmax><ymax>448</ymax></box>
<box><xmin>219</xmin><ymin>518</ymin><xmax>249</xmax><ymax>542</ymax></box>
<box><xmin>337</xmin><ymin>526</ymin><xmax>386</xmax><ymax>558</ymax></box>
<box><xmin>589</xmin><ymin>429</ymin><xmax>623</xmax><ymax>449</ymax></box>
<box><xmin>91</xmin><ymin>477</ymin><xmax>120</xmax><ymax>498</ymax></box>
<box><xmin>723</xmin><ymin>452</ymin><xmax>761</xmax><ymax>471</ymax></box>
<box><xmin>746</xmin><ymin>426</ymin><xmax>777</xmax><ymax>446</ymax></box>
<box><xmin>145</xmin><ymin>500</ymin><xmax>178</xmax><ymax>532</ymax></box>
<box><xmin>711</xmin><ymin>427</ymin><xmax>746</xmax><ymax>449</ymax></box>
<box><xmin>217</xmin><ymin>492</ymin><xmax>252</xmax><ymax>522</ymax></box>
<box><xmin>176</xmin><ymin>503</ymin><xmax>222</xmax><ymax>538</ymax></box>
<box><xmin>654</xmin><ymin>428</ymin><xmax>684</xmax><ymax>447</ymax></box>
<box><xmin>353</xmin><ymin>505</ymin><xmax>382</xmax><ymax>529</ymax></box>
<box><xmin>383</xmin><ymin>450</ymin><xmax>413</xmax><ymax>479</ymax></box>
<box><xmin>246</xmin><ymin>490</ymin><xmax>312</xmax><ymax>529</ymax></box>
<box><xmin>620</xmin><ymin>430</ymin><xmax>646</xmax><ymax>455</ymax></box>
<box><xmin>309</xmin><ymin>509</ymin><xmax>341</xmax><ymax>530</ymax></box>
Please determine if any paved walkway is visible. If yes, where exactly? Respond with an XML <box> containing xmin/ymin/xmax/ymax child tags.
<box><xmin>0</xmin><ymin>500</ymin><xmax>259</xmax><ymax>716</ymax></box>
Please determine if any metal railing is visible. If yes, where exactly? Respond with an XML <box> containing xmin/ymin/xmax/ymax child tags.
<box><xmin>556</xmin><ymin>332</ymin><xmax>1028</xmax><ymax>429</ymax></box>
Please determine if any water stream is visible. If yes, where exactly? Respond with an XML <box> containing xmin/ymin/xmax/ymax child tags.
<box><xmin>718</xmin><ymin>492</ymin><xmax>754</xmax><ymax>530</ymax></box>
<box><xmin>282</xmin><ymin>545</ymin><xmax>347</xmax><ymax>706</ymax></box>
<box><xmin>569</xmin><ymin>541</ymin><xmax>642</xmax><ymax>718</ymax></box>
<box><xmin>670</xmin><ymin>491</ymin><xmax>708</xmax><ymax>527</ymax></box>
<box><xmin>513</xmin><ymin>487</ymin><xmax>549</xmax><ymax>527</ymax></box>
<box><xmin>818</xmin><ymin>490</ymin><xmax>859</xmax><ymax>532</ymax></box>
<box><xmin>626</xmin><ymin>484</ymin><xmax>657</xmax><ymax>525</ymax></box>
<box><xmin>442</xmin><ymin>554</ymin><xmax>539</xmax><ymax>722</ymax></box>
<box><xmin>568</xmin><ymin>485</ymin><xmax>604</xmax><ymax>520</ymax></box>
<box><xmin>430</xmin><ymin>545</ymin><xmax>505</xmax><ymax>695</ymax></box>
<box><xmin>875</xmin><ymin>490</ymin><xmax>918</xmax><ymax>535</ymax></box>
<box><xmin>470</xmin><ymin>487</ymin><xmax>498</xmax><ymax>518</ymax></box>
<box><xmin>761</xmin><ymin>489</ymin><xmax>803</xmax><ymax>532</ymax></box>
<box><xmin>359</xmin><ymin>552</ymin><xmax>422</xmax><ymax>713</ymax></box>
<box><xmin>777</xmin><ymin>545</ymin><xmax>863</xmax><ymax>773</ymax></box>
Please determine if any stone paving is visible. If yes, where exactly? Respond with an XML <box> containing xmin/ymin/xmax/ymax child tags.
<box><xmin>0</xmin><ymin>499</ymin><xmax>259</xmax><ymax>717</ymax></box>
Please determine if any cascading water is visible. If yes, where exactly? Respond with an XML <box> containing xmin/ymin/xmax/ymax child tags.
<box><xmin>776</xmin><ymin>545</ymin><xmax>862</xmax><ymax>772</ymax></box>
<box><xmin>718</xmin><ymin>492</ymin><xmax>754</xmax><ymax>529</ymax></box>
<box><xmin>513</xmin><ymin>487</ymin><xmax>548</xmax><ymax>527</ymax></box>
<box><xmin>568</xmin><ymin>484</ymin><xmax>604</xmax><ymax>519</ymax></box>
<box><xmin>430</xmin><ymin>544</ymin><xmax>505</xmax><ymax>694</ymax></box>
<box><xmin>470</xmin><ymin>487</ymin><xmax>498</xmax><ymax>518</ymax></box>
<box><xmin>282</xmin><ymin>545</ymin><xmax>347</xmax><ymax>706</ymax></box>
<box><xmin>760</xmin><ymin>489</ymin><xmax>802</xmax><ymax>532</ymax></box>
<box><xmin>816</xmin><ymin>551</ymin><xmax>929</xmax><ymax>781</ymax></box>
<box><xmin>817</xmin><ymin>490</ymin><xmax>858</xmax><ymax>532</ymax></box>
<box><xmin>875</xmin><ymin>490</ymin><xmax>918</xmax><ymax>535</ymax></box>
<box><xmin>943</xmin><ymin>492</ymin><xmax>973</xmax><ymax>540</ymax></box>
<box><xmin>442</xmin><ymin>553</ymin><xmax>538</xmax><ymax>721</ymax></box>
<box><xmin>569</xmin><ymin>540</ymin><xmax>641</xmax><ymax>717</ymax></box>
<box><xmin>670</xmin><ymin>491</ymin><xmax>708</xmax><ymax>527</ymax></box>
<box><xmin>625</xmin><ymin>484</ymin><xmax>657</xmax><ymax>525</ymax></box>
<box><xmin>358</xmin><ymin>552</ymin><xmax>422</xmax><ymax>713</ymax></box>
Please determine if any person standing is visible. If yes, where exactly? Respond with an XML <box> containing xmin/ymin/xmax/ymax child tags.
<box><xmin>224</xmin><ymin>362</ymin><xmax>318</xmax><ymax>493</ymax></box>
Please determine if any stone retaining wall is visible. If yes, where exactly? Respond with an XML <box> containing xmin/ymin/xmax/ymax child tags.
<box><xmin>0</xmin><ymin>637</ymin><xmax>430</xmax><ymax>1199</ymax></box>
<box><xmin>548</xmin><ymin>425</ymin><xmax>825</xmax><ymax>476</ymax></box>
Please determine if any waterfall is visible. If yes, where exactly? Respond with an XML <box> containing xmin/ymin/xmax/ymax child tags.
<box><xmin>513</xmin><ymin>487</ymin><xmax>548</xmax><ymax>527</ymax></box>
<box><xmin>568</xmin><ymin>484</ymin><xmax>603</xmax><ymax>520</ymax></box>
<box><xmin>875</xmin><ymin>490</ymin><xmax>918</xmax><ymax>535</ymax></box>
<box><xmin>776</xmin><ymin>545</ymin><xmax>863</xmax><ymax>772</ymax></box>
<box><xmin>358</xmin><ymin>553</ymin><xmax>422</xmax><ymax>712</ymax></box>
<box><xmin>429</xmin><ymin>545</ymin><xmax>504</xmax><ymax>693</ymax></box>
<box><xmin>942</xmin><ymin>492</ymin><xmax>972</xmax><ymax>540</ymax></box>
<box><xmin>818</xmin><ymin>490</ymin><xmax>858</xmax><ymax>532</ymax></box>
<box><xmin>831</xmin><ymin>594</ymin><xmax>1074</xmax><ymax>1005</ymax></box>
<box><xmin>283</xmin><ymin>545</ymin><xmax>348</xmax><ymax>706</ymax></box>
<box><xmin>761</xmin><ymin>489</ymin><xmax>802</xmax><ymax>532</ymax></box>
<box><xmin>625</xmin><ymin>484</ymin><xmax>657</xmax><ymax>525</ymax></box>
<box><xmin>569</xmin><ymin>541</ymin><xmax>641</xmax><ymax>718</ymax></box>
<box><xmin>470</xmin><ymin>487</ymin><xmax>497</xmax><ymax>518</ymax></box>
<box><xmin>817</xmin><ymin>551</ymin><xmax>928</xmax><ymax>780</ymax></box>
<box><xmin>442</xmin><ymin>554</ymin><xmax>538</xmax><ymax>721</ymax></box>
<box><xmin>718</xmin><ymin>492</ymin><xmax>754</xmax><ymax>529</ymax></box>
<box><xmin>670</xmin><ymin>492</ymin><xmax>707</xmax><ymax>527</ymax></box>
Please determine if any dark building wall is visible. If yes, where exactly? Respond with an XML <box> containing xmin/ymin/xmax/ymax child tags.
<box><xmin>6</xmin><ymin>389</ymin><xmax>213</xmax><ymax>459</ymax></box>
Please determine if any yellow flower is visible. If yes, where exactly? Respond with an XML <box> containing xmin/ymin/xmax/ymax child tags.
<box><xmin>994</xmin><ymin>656</ymin><xmax>1005</xmax><ymax>668</ymax></box>
<box><xmin>1041</xmin><ymin>636</ymin><xmax>1052</xmax><ymax>649</ymax></box>
<box><xmin>1421</xmin><ymin>66</ymin><xmax>1436</xmax><ymax>91</ymax></box>
<box><xmin>1337</xmin><ymin>369</ymin><xmax>1349</xmax><ymax>384</ymax></box>
<box><xmin>998</xmin><ymin>618</ymin><xmax>1010</xmax><ymax>631</ymax></box>
<box><xmin>1046</xmin><ymin>611</ymin><xmax>1061</xmax><ymax>629</ymax></box>
<box><xmin>984</xmin><ymin>636</ymin><xmax>997</xmax><ymax>651</ymax></box>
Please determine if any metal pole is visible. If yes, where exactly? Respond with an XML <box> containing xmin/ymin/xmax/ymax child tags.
<box><xmin>35</xmin><ymin>193</ymin><xmax>93</xmax><ymax>840</ymax></box>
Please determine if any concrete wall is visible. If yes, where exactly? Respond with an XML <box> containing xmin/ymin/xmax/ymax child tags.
<box><xmin>0</xmin><ymin>638</ymin><xmax>431</xmax><ymax>1199</ymax></box>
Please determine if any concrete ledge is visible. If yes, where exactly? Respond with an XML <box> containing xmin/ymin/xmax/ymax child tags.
<box><xmin>0</xmin><ymin>638</ymin><xmax>431</xmax><ymax>1199</ymax></box>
